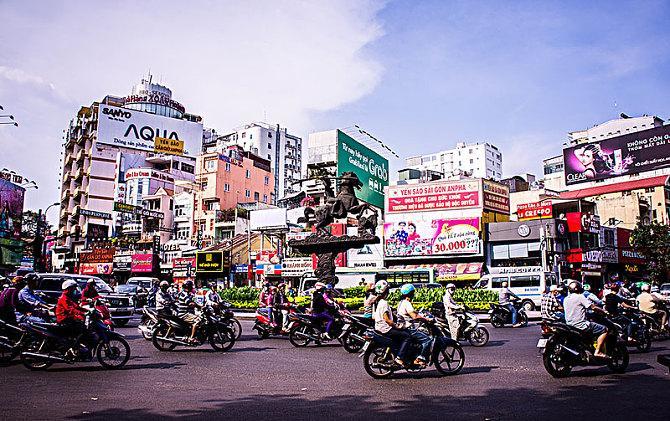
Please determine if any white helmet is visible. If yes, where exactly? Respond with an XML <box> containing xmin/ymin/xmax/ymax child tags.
<box><xmin>446</xmin><ymin>283</ymin><xmax>456</xmax><ymax>290</ymax></box>
<box><xmin>374</xmin><ymin>280</ymin><xmax>389</xmax><ymax>295</ymax></box>
<box><xmin>62</xmin><ymin>279</ymin><xmax>78</xmax><ymax>290</ymax></box>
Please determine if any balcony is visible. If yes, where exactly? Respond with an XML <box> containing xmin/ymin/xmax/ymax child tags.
<box><xmin>61</xmin><ymin>189</ymin><xmax>71</xmax><ymax>202</ymax></box>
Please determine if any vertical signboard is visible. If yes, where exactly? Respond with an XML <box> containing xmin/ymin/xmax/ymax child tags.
<box><xmin>336</xmin><ymin>130</ymin><xmax>388</xmax><ymax>209</ymax></box>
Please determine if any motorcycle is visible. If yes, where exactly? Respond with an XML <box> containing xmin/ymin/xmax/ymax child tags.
<box><xmin>430</xmin><ymin>302</ymin><xmax>489</xmax><ymax>347</ymax></box>
<box><xmin>253</xmin><ymin>304</ymin><xmax>303</xmax><ymax>339</ymax></box>
<box><xmin>537</xmin><ymin>319</ymin><xmax>629</xmax><ymax>378</ymax></box>
<box><xmin>360</xmin><ymin>314</ymin><xmax>465</xmax><ymax>379</ymax></box>
<box><xmin>216</xmin><ymin>301</ymin><xmax>242</xmax><ymax>340</ymax></box>
<box><xmin>19</xmin><ymin>305</ymin><xmax>130</xmax><ymax>371</ymax></box>
<box><xmin>287</xmin><ymin>305</ymin><xmax>350</xmax><ymax>348</ymax></box>
<box><xmin>0</xmin><ymin>318</ymin><xmax>30</xmax><ymax>364</ymax></box>
<box><xmin>138</xmin><ymin>306</ymin><xmax>159</xmax><ymax>340</ymax></box>
<box><xmin>151</xmin><ymin>305</ymin><xmax>236</xmax><ymax>352</ymax></box>
<box><xmin>616</xmin><ymin>309</ymin><xmax>651</xmax><ymax>353</ymax></box>
<box><xmin>339</xmin><ymin>313</ymin><xmax>375</xmax><ymax>353</ymax></box>
<box><xmin>489</xmin><ymin>300</ymin><xmax>528</xmax><ymax>328</ymax></box>
<box><xmin>638</xmin><ymin>309</ymin><xmax>669</xmax><ymax>341</ymax></box>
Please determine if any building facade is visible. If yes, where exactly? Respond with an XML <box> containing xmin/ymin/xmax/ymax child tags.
<box><xmin>405</xmin><ymin>142</ymin><xmax>503</xmax><ymax>181</ymax></box>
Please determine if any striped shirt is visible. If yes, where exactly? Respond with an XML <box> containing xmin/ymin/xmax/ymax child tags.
<box><xmin>176</xmin><ymin>291</ymin><xmax>195</xmax><ymax>316</ymax></box>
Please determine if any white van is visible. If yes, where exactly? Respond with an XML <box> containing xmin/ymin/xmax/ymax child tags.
<box><xmin>474</xmin><ymin>266</ymin><xmax>560</xmax><ymax>311</ymax></box>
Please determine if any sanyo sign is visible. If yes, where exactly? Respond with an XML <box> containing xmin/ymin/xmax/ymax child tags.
<box><xmin>97</xmin><ymin>105</ymin><xmax>203</xmax><ymax>157</ymax></box>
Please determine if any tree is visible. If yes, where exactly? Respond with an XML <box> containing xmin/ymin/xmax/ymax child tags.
<box><xmin>630</xmin><ymin>221</ymin><xmax>670</xmax><ymax>284</ymax></box>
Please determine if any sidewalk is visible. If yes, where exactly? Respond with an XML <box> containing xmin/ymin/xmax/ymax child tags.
<box><xmin>233</xmin><ymin>310</ymin><xmax>543</xmax><ymax>322</ymax></box>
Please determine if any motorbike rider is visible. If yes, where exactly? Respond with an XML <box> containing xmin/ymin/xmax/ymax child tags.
<box><xmin>204</xmin><ymin>281</ymin><xmax>222</xmax><ymax>308</ymax></box>
<box><xmin>80</xmin><ymin>279</ymin><xmax>100</xmax><ymax>306</ymax></box>
<box><xmin>56</xmin><ymin>280</ymin><xmax>89</xmax><ymax>355</ymax></box>
<box><xmin>604</xmin><ymin>283</ymin><xmax>637</xmax><ymax>342</ymax></box>
<box><xmin>310</xmin><ymin>282</ymin><xmax>336</xmax><ymax>340</ymax></box>
<box><xmin>259</xmin><ymin>283</ymin><xmax>275</xmax><ymax>325</ymax></box>
<box><xmin>443</xmin><ymin>283</ymin><xmax>463</xmax><ymax>339</ymax></box>
<box><xmin>618</xmin><ymin>278</ymin><xmax>635</xmax><ymax>299</ymax></box>
<box><xmin>373</xmin><ymin>280</ymin><xmax>411</xmax><ymax>367</ymax></box>
<box><xmin>583</xmin><ymin>284</ymin><xmax>604</xmax><ymax>306</ymax></box>
<box><xmin>17</xmin><ymin>274</ymin><xmax>51</xmax><ymax>323</ymax></box>
<box><xmin>273</xmin><ymin>282</ymin><xmax>289</xmax><ymax>331</ymax></box>
<box><xmin>155</xmin><ymin>281</ymin><xmax>175</xmax><ymax>314</ymax></box>
<box><xmin>176</xmin><ymin>280</ymin><xmax>202</xmax><ymax>343</ymax></box>
<box><xmin>564</xmin><ymin>280</ymin><xmax>609</xmax><ymax>358</ymax></box>
<box><xmin>637</xmin><ymin>283</ymin><xmax>668</xmax><ymax>332</ymax></box>
<box><xmin>0</xmin><ymin>276</ymin><xmax>24</xmax><ymax>325</ymax></box>
<box><xmin>499</xmin><ymin>281</ymin><xmax>522</xmax><ymax>327</ymax></box>
<box><xmin>362</xmin><ymin>279</ymin><xmax>377</xmax><ymax>318</ymax></box>
<box><xmin>541</xmin><ymin>285</ymin><xmax>564</xmax><ymax>321</ymax></box>
<box><xmin>397</xmin><ymin>284</ymin><xmax>433</xmax><ymax>367</ymax></box>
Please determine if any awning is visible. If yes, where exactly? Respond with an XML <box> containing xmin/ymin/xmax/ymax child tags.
<box><xmin>559</xmin><ymin>175</ymin><xmax>669</xmax><ymax>200</ymax></box>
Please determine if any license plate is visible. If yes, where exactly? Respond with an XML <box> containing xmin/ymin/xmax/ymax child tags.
<box><xmin>536</xmin><ymin>338</ymin><xmax>548</xmax><ymax>348</ymax></box>
<box><xmin>359</xmin><ymin>341</ymin><xmax>370</xmax><ymax>357</ymax></box>
<box><xmin>341</xmin><ymin>323</ymin><xmax>350</xmax><ymax>332</ymax></box>
<box><xmin>487</xmin><ymin>310</ymin><xmax>493</xmax><ymax>314</ymax></box>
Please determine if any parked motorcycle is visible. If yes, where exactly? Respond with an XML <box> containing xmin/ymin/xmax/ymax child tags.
<box><xmin>19</xmin><ymin>305</ymin><xmax>130</xmax><ymax>371</ymax></box>
<box><xmin>430</xmin><ymin>302</ymin><xmax>489</xmax><ymax>346</ymax></box>
<box><xmin>538</xmin><ymin>319</ymin><xmax>629</xmax><ymax>378</ymax></box>
<box><xmin>151</xmin><ymin>306</ymin><xmax>235</xmax><ymax>352</ymax></box>
<box><xmin>361</xmin><ymin>314</ymin><xmax>465</xmax><ymax>379</ymax></box>
<box><xmin>489</xmin><ymin>300</ymin><xmax>528</xmax><ymax>328</ymax></box>
<box><xmin>287</xmin><ymin>306</ymin><xmax>350</xmax><ymax>348</ymax></box>
<box><xmin>340</xmin><ymin>314</ymin><xmax>375</xmax><ymax>353</ymax></box>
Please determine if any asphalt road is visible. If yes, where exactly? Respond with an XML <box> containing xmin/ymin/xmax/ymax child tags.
<box><xmin>2</xmin><ymin>319</ymin><xmax>668</xmax><ymax>421</ymax></box>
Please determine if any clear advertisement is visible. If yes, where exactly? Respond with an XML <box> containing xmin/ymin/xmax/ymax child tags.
<box><xmin>80</xmin><ymin>262</ymin><xmax>113</xmax><ymax>275</ymax></box>
<box><xmin>0</xmin><ymin>178</ymin><xmax>25</xmax><ymax>240</ymax></box>
<box><xmin>384</xmin><ymin>218</ymin><xmax>480</xmax><ymax>257</ymax></box>
<box><xmin>336</xmin><ymin>130</ymin><xmax>388</xmax><ymax>209</ymax></box>
<box><xmin>386</xmin><ymin>179</ymin><xmax>480</xmax><ymax>213</ymax></box>
<box><xmin>97</xmin><ymin>105</ymin><xmax>203</xmax><ymax>157</ymax></box>
<box><xmin>563</xmin><ymin>124</ymin><xmax>670</xmax><ymax>185</ymax></box>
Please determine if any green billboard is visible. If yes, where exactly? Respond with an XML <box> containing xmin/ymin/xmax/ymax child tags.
<box><xmin>336</xmin><ymin>130</ymin><xmax>388</xmax><ymax>209</ymax></box>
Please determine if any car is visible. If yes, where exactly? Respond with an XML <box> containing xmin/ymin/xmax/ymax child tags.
<box><xmin>126</xmin><ymin>277</ymin><xmax>159</xmax><ymax>290</ymax></box>
<box><xmin>115</xmin><ymin>283</ymin><xmax>150</xmax><ymax>308</ymax></box>
<box><xmin>33</xmin><ymin>273</ymin><xmax>135</xmax><ymax>326</ymax></box>
<box><xmin>660</xmin><ymin>283</ymin><xmax>670</xmax><ymax>298</ymax></box>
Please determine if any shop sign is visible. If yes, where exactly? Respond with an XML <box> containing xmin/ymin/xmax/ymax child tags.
<box><xmin>196</xmin><ymin>251</ymin><xmax>225</xmax><ymax>273</ymax></box>
<box><xmin>131</xmin><ymin>253</ymin><xmax>154</xmax><ymax>273</ymax></box>
<box><xmin>78</xmin><ymin>209</ymin><xmax>112</xmax><ymax>219</ymax></box>
<box><xmin>281</xmin><ymin>257</ymin><xmax>315</xmax><ymax>277</ymax></box>
<box><xmin>113</xmin><ymin>253</ymin><xmax>132</xmax><ymax>271</ymax></box>
<box><xmin>80</xmin><ymin>262</ymin><xmax>113</xmax><ymax>275</ymax></box>
<box><xmin>231</xmin><ymin>264</ymin><xmax>248</xmax><ymax>273</ymax></box>
<box><xmin>482</xmin><ymin>179</ymin><xmax>510</xmax><ymax>214</ymax></box>
<box><xmin>154</xmin><ymin>136</ymin><xmax>184</xmax><ymax>156</ymax></box>
<box><xmin>566</xmin><ymin>212</ymin><xmax>600</xmax><ymax>233</ymax></box>
<box><xmin>79</xmin><ymin>248</ymin><xmax>115</xmax><ymax>264</ymax></box>
<box><xmin>517</xmin><ymin>200</ymin><xmax>553</xmax><ymax>221</ymax></box>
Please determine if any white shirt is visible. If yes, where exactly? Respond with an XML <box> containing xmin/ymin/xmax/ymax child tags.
<box><xmin>374</xmin><ymin>299</ymin><xmax>393</xmax><ymax>333</ymax></box>
<box><xmin>396</xmin><ymin>299</ymin><xmax>416</xmax><ymax>329</ymax></box>
<box><xmin>443</xmin><ymin>289</ymin><xmax>462</xmax><ymax>315</ymax></box>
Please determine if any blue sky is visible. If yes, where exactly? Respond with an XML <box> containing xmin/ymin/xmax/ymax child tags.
<box><xmin>2</xmin><ymin>0</ymin><xmax>670</xmax><ymax>223</ymax></box>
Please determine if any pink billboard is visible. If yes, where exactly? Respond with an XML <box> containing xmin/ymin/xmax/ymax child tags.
<box><xmin>131</xmin><ymin>253</ymin><xmax>154</xmax><ymax>273</ymax></box>
<box><xmin>384</xmin><ymin>218</ymin><xmax>481</xmax><ymax>257</ymax></box>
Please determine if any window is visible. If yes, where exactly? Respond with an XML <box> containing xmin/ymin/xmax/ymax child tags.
<box><xmin>224</xmin><ymin>183</ymin><xmax>230</xmax><ymax>192</ymax></box>
<box><xmin>510</xmin><ymin>275</ymin><xmax>541</xmax><ymax>288</ymax></box>
<box><xmin>268</xmin><ymin>132</ymin><xmax>272</xmax><ymax>138</ymax></box>
<box><xmin>249</xmin><ymin>134</ymin><xmax>253</xmax><ymax>139</ymax></box>
<box><xmin>263</xmin><ymin>194</ymin><xmax>268</xmax><ymax>203</ymax></box>
<box><xmin>241</xmin><ymin>132</ymin><xmax>246</xmax><ymax>138</ymax></box>
<box><xmin>264</xmin><ymin>176</ymin><xmax>269</xmax><ymax>185</ymax></box>
<box><xmin>470</xmin><ymin>159</ymin><xmax>474</xmax><ymax>164</ymax></box>
<box><xmin>245</xmin><ymin>189</ymin><xmax>250</xmax><ymax>198</ymax></box>
<box><xmin>205</xmin><ymin>159</ymin><xmax>216</xmax><ymax>171</ymax></box>
<box><xmin>268</xmin><ymin>142</ymin><xmax>272</xmax><ymax>149</ymax></box>
<box><xmin>201</xmin><ymin>180</ymin><xmax>208</xmax><ymax>189</ymax></box>
<box><xmin>172</xmin><ymin>161</ymin><xmax>179</xmax><ymax>169</ymax></box>
<box><xmin>254</xmin><ymin>192</ymin><xmax>260</xmax><ymax>201</ymax></box>
<box><xmin>246</xmin><ymin>169</ymin><xmax>251</xmax><ymax>179</ymax></box>
<box><xmin>491</xmin><ymin>276</ymin><xmax>508</xmax><ymax>289</ymax></box>
<box><xmin>268</xmin><ymin>154</ymin><xmax>271</xmax><ymax>160</ymax></box>
<box><xmin>225</xmin><ymin>163</ymin><xmax>231</xmax><ymax>172</ymax></box>
<box><xmin>181</xmin><ymin>163</ymin><xmax>194</xmax><ymax>174</ymax></box>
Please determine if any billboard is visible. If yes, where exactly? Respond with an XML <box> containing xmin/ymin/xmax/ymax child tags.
<box><xmin>249</xmin><ymin>208</ymin><xmax>287</xmax><ymax>231</ymax></box>
<box><xmin>386</xmin><ymin>179</ymin><xmax>480</xmax><ymax>213</ymax></box>
<box><xmin>384</xmin><ymin>218</ymin><xmax>480</xmax><ymax>257</ymax></box>
<box><xmin>336</xmin><ymin>130</ymin><xmax>388</xmax><ymax>209</ymax></box>
<box><xmin>563</xmin><ymin>125</ymin><xmax>670</xmax><ymax>185</ymax></box>
<box><xmin>131</xmin><ymin>253</ymin><xmax>154</xmax><ymax>273</ymax></box>
<box><xmin>517</xmin><ymin>200</ymin><xmax>553</xmax><ymax>221</ymax></box>
<box><xmin>196</xmin><ymin>251</ymin><xmax>228</xmax><ymax>273</ymax></box>
<box><xmin>97</xmin><ymin>105</ymin><xmax>203</xmax><ymax>157</ymax></box>
<box><xmin>482</xmin><ymin>180</ymin><xmax>510</xmax><ymax>214</ymax></box>
<box><xmin>0</xmin><ymin>178</ymin><xmax>25</xmax><ymax>240</ymax></box>
<box><xmin>80</xmin><ymin>262</ymin><xmax>113</xmax><ymax>275</ymax></box>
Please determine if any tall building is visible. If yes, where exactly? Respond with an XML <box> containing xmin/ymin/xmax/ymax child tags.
<box><xmin>211</xmin><ymin>122</ymin><xmax>303</xmax><ymax>203</ymax></box>
<box><xmin>405</xmin><ymin>142</ymin><xmax>503</xmax><ymax>181</ymax></box>
<box><xmin>58</xmin><ymin>76</ymin><xmax>204</xmax><ymax>253</ymax></box>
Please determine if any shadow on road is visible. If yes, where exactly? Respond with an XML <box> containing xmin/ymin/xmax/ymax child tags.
<box><xmin>45</xmin><ymin>361</ymin><xmax>187</xmax><ymax>373</ymax></box>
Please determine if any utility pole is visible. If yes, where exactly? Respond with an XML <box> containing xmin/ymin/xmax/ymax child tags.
<box><xmin>33</xmin><ymin>209</ymin><xmax>44</xmax><ymax>272</ymax></box>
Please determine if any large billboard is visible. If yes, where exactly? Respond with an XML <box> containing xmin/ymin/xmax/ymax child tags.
<box><xmin>97</xmin><ymin>105</ymin><xmax>203</xmax><ymax>157</ymax></box>
<box><xmin>0</xmin><ymin>179</ymin><xmax>25</xmax><ymax>240</ymax></box>
<box><xmin>563</xmin><ymin>125</ymin><xmax>670</xmax><ymax>185</ymax></box>
<box><xmin>336</xmin><ymin>130</ymin><xmax>388</xmax><ymax>209</ymax></box>
<box><xmin>250</xmin><ymin>208</ymin><xmax>288</xmax><ymax>231</ymax></box>
<box><xmin>386</xmin><ymin>179</ymin><xmax>480</xmax><ymax>213</ymax></box>
<box><xmin>384</xmin><ymin>218</ymin><xmax>480</xmax><ymax>257</ymax></box>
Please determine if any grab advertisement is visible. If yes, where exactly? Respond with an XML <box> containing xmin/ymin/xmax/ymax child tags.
<box><xmin>384</xmin><ymin>218</ymin><xmax>480</xmax><ymax>257</ymax></box>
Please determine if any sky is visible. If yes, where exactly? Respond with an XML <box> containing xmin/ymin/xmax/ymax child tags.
<box><xmin>2</xmin><ymin>0</ymin><xmax>670</xmax><ymax>226</ymax></box>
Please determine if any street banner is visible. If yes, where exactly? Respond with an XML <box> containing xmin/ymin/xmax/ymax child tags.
<box><xmin>517</xmin><ymin>200</ymin><xmax>553</xmax><ymax>221</ymax></box>
<box><xmin>386</xmin><ymin>179</ymin><xmax>480</xmax><ymax>213</ymax></box>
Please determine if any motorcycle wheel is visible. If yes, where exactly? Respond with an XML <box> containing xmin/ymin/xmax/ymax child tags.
<box><xmin>490</xmin><ymin>315</ymin><xmax>504</xmax><ymax>328</ymax></box>
<box><xmin>209</xmin><ymin>328</ymin><xmax>236</xmax><ymax>352</ymax></box>
<box><xmin>467</xmin><ymin>326</ymin><xmax>490</xmax><ymax>347</ymax></box>
<box><xmin>139</xmin><ymin>319</ymin><xmax>155</xmax><ymax>341</ymax></box>
<box><xmin>230</xmin><ymin>318</ymin><xmax>242</xmax><ymax>340</ymax></box>
<box><xmin>519</xmin><ymin>313</ymin><xmax>529</xmax><ymax>327</ymax></box>
<box><xmin>363</xmin><ymin>343</ymin><xmax>394</xmax><ymax>379</ymax></box>
<box><xmin>342</xmin><ymin>332</ymin><xmax>365</xmax><ymax>353</ymax></box>
<box><xmin>151</xmin><ymin>324</ymin><xmax>177</xmax><ymax>351</ymax></box>
<box><xmin>97</xmin><ymin>337</ymin><xmax>131</xmax><ymax>369</ymax></box>
<box><xmin>20</xmin><ymin>340</ymin><xmax>53</xmax><ymax>371</ymax></box>
<box><xmin>433</xmin><ymin>342</ymin><xmax>465</xmax><ymax>376</ymax></box>
<box><xmin>256</xmin><ymin>328</ymin><xmax>270</xmax><ymax>339</ymax></box>
<box><xmin>288</xmin><ymin>325</ymin><xmax>313</xmax><ymax>348</ymax></box>
<box><xmin>542</xmin><ymin>341</ymin><xmax>572</xmax><ymax>378</ymax></box>
<box><xmin>608</xmin><ymin>343</ymin><xmax>629</xmax><ymax>373</ymax></box>
<box><xmin>635</xmin><ymin>330</ymin><xmax>652</xmax><ymax>353</ymax></box>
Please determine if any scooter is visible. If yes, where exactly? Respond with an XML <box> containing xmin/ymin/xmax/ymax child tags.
<box><xmin>340</xmin><ymin>313</ymin><xmax>375</xmax><ymax>353</ymax></box>
<box><xmin>489</xmin><ymin>300</ymin><xmax>528</xmax><ymax>328</ymax></box>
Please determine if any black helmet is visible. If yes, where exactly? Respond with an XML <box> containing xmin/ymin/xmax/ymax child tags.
<box><xmin>183</xmin><ymin>280</ymin><xmax>194</xmax><ymax>289</ymax></box>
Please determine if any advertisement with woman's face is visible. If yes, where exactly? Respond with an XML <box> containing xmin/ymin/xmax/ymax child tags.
<box><xmin>563</xmin><ymin>125</ymin><xmax>670</xmax><ymax>185</ymax></box>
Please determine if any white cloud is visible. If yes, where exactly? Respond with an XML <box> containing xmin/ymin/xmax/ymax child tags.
<box><xmin>0</xmin><ymin>0</ymin><xmax>386</xmax><ymax>223</ymax></box>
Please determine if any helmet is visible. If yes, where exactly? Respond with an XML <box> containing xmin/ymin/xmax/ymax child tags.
<box><xmin>62</xmin><ymin>279</ymin><xmax>78</xmax><ymax>290</ymax></box>
<box><xmin>314</xmin><ymin>282</ymin><xmax>326</xmax><ymax>290</ymax></box>
<box><xmin>567</xmin><ymin>280</ymin><xmax>582</xmax><ymax>293</ymax></box>
<box><xmin>160</xmin><ymin>281</ymin><xmax>169</xmax><ymax>288</ymax></box>
<box><xmin>183</xmin><ymin>280</ymin><xmax>194</xmax><ymax>289</ymax></box>
<box><xmin>374</xmin><ymin>280</ymin><xmax>389</xmax><ymax>295</ymax></box>
<box><xmin>583</xmin><ymin>283</ymin><xmax>591</xmax><ymax>292</ymax></box>
<box><xmin>640</xmin><ymin>283</ymin><xmax>651</xmax><ymax>292</ymax></box>
<box><xmin>400</xmin><ymin>284</ymin><xmax>415</xmax><ymax>295</ymax></box>
<box><xmin>446</xmin><ymin>283</ymin><xmax>456</xmax><ymax>290</ymax></box>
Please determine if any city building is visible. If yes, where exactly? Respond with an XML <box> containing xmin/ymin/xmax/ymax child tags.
<box><xmin>396</xmin><ymin>168</ymin><xmax>445</xmax><ymax>185</ymax></box>
<box><xmin>405</xmin><ymin>142</ymin><xmax>503</xmax><ymax>181</ymax></box>
<box><xmin>211</xmin><ymin>122</ymin><xmax>303</xmax><ymax>202</ymax></box>
<box><xmin>194</xmin><ymin>145</ymin><xmax>274</xmax><ymax>245</ymax></box>
<box><xmin>542</xmin><ymin>155</ymin><xmax>566</xmax><ymax>192</ymax></box>
<box><xmin>58</xmin><ymin>76</ymin><xmax>204</xmax><ymax>255</ymax></box>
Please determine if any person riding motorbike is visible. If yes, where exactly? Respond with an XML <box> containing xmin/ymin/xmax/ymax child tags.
<box><xmin>443</xmin><ymin>283</ymin><xmax>463</xmax><ymax>339</ymax></box>
<box><xmin>155</xmin><ymin>281</ymin><xmax>174</xmax><ymax>314</ymax></box>
<box><xmin>564</xmin><ymin>280</ymin><xmax>609</xmax><ymax>358</ymax></box>
<box><xmin>310</xmin><ymin>282</ymin><xmax>336</xmax><ymax>340</ymax></box>
<box><xmin>583</xmin><ymin>284</ymin><xmax>604</xmax><ymax>307</ymax></box>
<box><xmin>0</xmin><ymin>276</ymin><xmax>24</xmax><ymax>325</ymax></box>
<box><xmin>176</xmin><ymin>280</ymin><xmax>202</xmax><ymax>343</ymax></box>
<box><xmin>56</xmin><ymin>280</ymin><xmax>89</xmax><ymax>356</ymax></box>
<box><xmin>637</xmin><ymin>283</ymin><xmax>668</xmax><ymax>332</ymax></box>
<box><xmin>17</xmin><ymin>274</ymin><xmax>51</xmax><ymax>323</ymax></box>
<box><xmin>362</xmin><ymin>279</ymin><xmax>377</xmax><ymax>318</ymax></box>
<box><xmin>259</xmin><ymin>283</ymin><xmax>275</xmax><ymax>325</ymax></box>
<box><xmin>498</xmin><ymin>281</ymin><xmax>522</xmax><ymax>327</ymax></box>
<box><xmin>618</xmin><ymin>279</ymin><xmax>635</xmax><ymax>299</ymax></box>
<box><xmin>80</xmin><ymin>279</ymin><xmax>100</xmax><ymax>306</ymax></box>
<box><xmin>541</xmin><ymin>285</ymin><xmax>564</xmax><ymax>321</ymax></box>
<box><xmin>373</xmin><ymin>280</ymin><xmax>411</xmax><ymax>367</ymax></box>
<box><xmin>604</xmin><ymin>283</ymin><xmax>637</xmax><ymax>342</ymax></box>
<box><xmin>273</xmin><ymin>282</ymin><xmax>290</xmax><ymax>331</ymax></box>
<box><xmin>397</xmin><ymin>284</ymin><xmax>433</xmax><ymax>367</ymax></box>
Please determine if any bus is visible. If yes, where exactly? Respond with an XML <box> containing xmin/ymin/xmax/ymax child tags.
<box><xmin>297</xmin><ymin>267</ymin><xmax>436</xmax><ymax>293</ymax></box>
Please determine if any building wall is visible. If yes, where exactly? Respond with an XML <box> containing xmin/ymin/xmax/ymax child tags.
<box><xmin>405</xmin><ymin>142</ymin><xmax>503</xmax><ymax>180</ymax></box>
<box><xmin>588</xmin><ymin>185</ymin><xmax>670</xmax><ymax>229</ymax></box>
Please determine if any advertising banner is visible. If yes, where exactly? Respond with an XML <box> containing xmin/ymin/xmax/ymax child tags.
<box><xmin>0</xmin><ymin>238</ymin><xmax>24</xmax><ymax>266</ymax></box>
<box><xmin>154</xmin><ymin>136</ymin><xmax>184</xmax><ymax>156</ymax></box>
<box><xmin>617</xmin><ymin>228</ymin><xmax>645</xmax><ymax>264</ymax></box>
<box><xmin>482</xmin><ymin>180</ymin><xmax>510</xmax><ymax>214</ymax></box>
<box><xmin>131</xmin><ymin>253</ymin><xmax>154</xmax><ymax>273</ymax></box>
<box><xmin>0</xmin><ymin>178</ymin><xmax>25</xmax><ymax>240</ymax></box>
<box><xmin>80</xmin><ymin>262</ymin><xmax>113</xmax><ymax>275</ymax></box>
<box><xmin>517</xmin><ymin>200</ymin><xmax>553</xmax><ymax>221</ymax></box>
<box><xmin>386</xmin><ymin>180</ymin><xmax>480</xmax><ymax>213</ymax></box>
<box><xmin>566</xmin><ymin>212</ymin><xmax>600</xmax><ymax>233</ymax></box>
<box><xmin>113</xmin><ymin>253</ymin><xmax>132</xmax><ymax>271</ymax></box>
<box><xmin>281</xmin><ymin>257</ymin><xmax>315</xmax><ymax>277</ymax></box>
<box><xmin>80</xmin><ymin>248</ymin><xmax>115</xmax><ymax>264</ymax></box>
<box><xmin>250</xmin><ymin>208</ymin><xmax>288</xmax><ymax>231</ymax></box>
<box><xmin>336</xmin><ymin>130</ymin><xmax>388</xmax><ymax>209</ymax></box>
<box><xmin>563</xmin><ymin>124</ymin><xmax>670</xmax><ymax>185</ymax></box>
<box><xmin>97</xmin><ymin>105</ymin><xmax>203</xmax><ymax>157</ymax></box>
<box><xmin>435</xmin><ymin>262</ymin><xmax>483</xmax><ymax>281</ymax></box>
<box><xmin>196</xmin><ymin>251</ymin><xmax>226</xmax><ymax>273</ymax></box>
<box><xmin>384</xmin><ymin>218</ymin><xmax>480</xmax><ymax>257</ymax></box>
